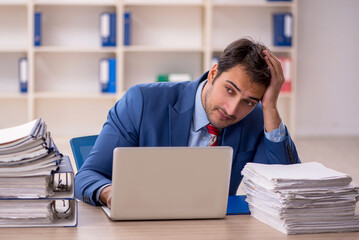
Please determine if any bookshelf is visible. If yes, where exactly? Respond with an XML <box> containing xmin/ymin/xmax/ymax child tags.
<box><xmin>0</xmin><ymin>0</ymin><xmax>297</xmax><ymax>138</ymax></box>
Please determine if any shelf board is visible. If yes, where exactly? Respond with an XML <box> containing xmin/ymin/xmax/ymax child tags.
<box><xmin>124</xmin><ymin>1</ymin><xmax>204</xmax><ymax>7</ymax></box>
<box><xmin>34</xmin><ymin>46</ymin><xmax>117</xmax><ymax>53</ymax></box>
<box><xmin>270</xmin><ymin>46</ymin><xmax>295</xmax><ymax>53</ymax></box>
<box><xmin>34</xmin><ymin>92</ymin><xmax>117</xmax><ymax>99</ymax></box>
<box><xmin>212</xmin><ymin>2</ymin><xmax>293</xmax><ymax>8</ymax></box>
<box><xmin>0</xmin><ymin>2</ymin><xmax>27</xmax><ymax>6</ymax></box>
<box><xmin>33</xmin><ymin>0</ymin><xmax>117</xmax><ymax>6</ymax></box>
<box><xmin>279</xmin><ymin>92</ymin><xmax>292</xmax><ymax>98</ymax></box>
<box><xmin>0</xmin><ymin>92</ymin><xmax>28</xmax><ymax>99</ymax></box>
<box><xmin>0</xmin><ymin>47</ymin><xmax>28</xmax><ymax>53</ymax></box>
<box><xmin>123</xmin><ymin>45</ymin><xmax>204</xmax><ymax>53</ymax></box>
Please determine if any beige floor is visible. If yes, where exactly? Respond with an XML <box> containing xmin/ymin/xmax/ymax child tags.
<box><xmin>295</xmin><ymin>137</ymin><xmax>359</xmax><ymax>186</ymax></box>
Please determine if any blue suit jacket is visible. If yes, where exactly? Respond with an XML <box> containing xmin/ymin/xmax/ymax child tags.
<box><xmin>75</xmin><ymin>72</ymin><xmax>300</xmax><ymax>206</ymax></box>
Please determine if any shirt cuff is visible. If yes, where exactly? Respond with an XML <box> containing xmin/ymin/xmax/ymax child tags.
<box><xmin>95</xmin><ymin>183</ymin><xmax>111</xmax><ymax>206</ymax></box>
<box><xmin>264</xmin><ymin>120</ymin><xmax>287</xmax><ymax>142</ymax></box>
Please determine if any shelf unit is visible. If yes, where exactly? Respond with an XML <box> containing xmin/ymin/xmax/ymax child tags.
<box><xmin>0</xmin><ymin>0</ymin><xmax>297</xmax><ymax>138</ymax></box>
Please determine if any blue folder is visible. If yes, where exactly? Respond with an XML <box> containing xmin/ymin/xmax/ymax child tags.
<box><xmin>107</xmin><ymin>58</ymin><xmax>116</xmax><ymax>93</ymax></box>
<box><xmin>100</xmin><ymin>12</ymin><xmax>116</xmax><ymax>47</ymax></box>
<box><xmin>124</xmin><ymin>12</ymin><xmax>131</xmax><ymax>46</ymax></box>
<box><xmin>34</xmin><ymin>12</ymin><xmax>42</xmax><ymax>46</ymax></box>
<box><xmin>226</xmin><ymin>195</ymin><xmax>250</xmax><ymax>215</ymax></box>
<box><xmin>273</xmin><ymin>13</ymin><xmax>292</xmax><ymax>46</ymax></box>
<box><xmin>18</xmin><ymin>58</ymin><xmax>28</xmax><ymax>93</ymax></box>
<box><xmin>99</xmin><ymin>58</ymin><xmax>116</xmax><ymax>93</ymax></box>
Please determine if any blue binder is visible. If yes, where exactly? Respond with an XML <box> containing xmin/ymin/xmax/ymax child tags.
<box><xmin>99</xmin><ymin>58</ymin><xmax>116</xmax><ymax>93</ymax></box>
<box><xmin>108</xmin><ymin>58</ymin><xmax>116</xmax><ymax>93</ymax></box>
<box><xmin>99</xmin><ymin>58</ymin><xmax>109</xmax><ymax>92</ymax></box>
<box><xmin>227</xmin><ymin>195</ymin><xmax>250</xmax><ymax>215</ymax></box>
<box><xmin>0</xmin><ymin>156</ymin><xmax>78</xmax><ymax>227</ymax></box>
<box><xmin>34</xmin><ymin>12</ymin><xmax>42</xmax><ymax>46</ymax></box>
<box><xmin>273</xmin><ymin>13</ymin><xmax>292</xmax><ymax>46</ymax></box>
<box><xmin>18</xmin><ymin>58</ymin><xmax>28</xmax><ymax>93</ymax></box>
<box><xmin>100</xmin><ymin>12</ymin><xmax>116</xmax><ymax>47</ymax></box>
<box><xmin>124</xmin><ymin>12</ymin><xmax>131</xmax><ymax>46</ymax></box>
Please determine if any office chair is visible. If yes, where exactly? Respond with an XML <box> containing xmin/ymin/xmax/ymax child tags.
<box><xmin>70</xmin><ymin>135</ymin><xmax>98</xmax><ymax>171</ymax></box>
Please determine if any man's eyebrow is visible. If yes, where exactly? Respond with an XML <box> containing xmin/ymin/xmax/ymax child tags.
<box><xmin>226</xmin><ymin>80</ymin><xmax>260</xmax><ymax>102</ymax></box>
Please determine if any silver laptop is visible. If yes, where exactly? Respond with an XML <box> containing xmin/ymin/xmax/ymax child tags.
<box><xmin>102</xmin><ymin>147</ymin><xmax>233</xmax><ymax>220</ymax></box>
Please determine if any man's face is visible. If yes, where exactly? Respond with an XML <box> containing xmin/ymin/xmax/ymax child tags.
<box><xmin>202</xmin><ymin>64</ymin><xmax>266</xmax><ymax>129</ymax></box>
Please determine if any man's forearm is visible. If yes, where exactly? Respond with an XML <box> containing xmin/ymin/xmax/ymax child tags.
<box><xmin>263</xmin><ymin>106</ymin><xmax>282</xmax><ymax>132</ymax></box>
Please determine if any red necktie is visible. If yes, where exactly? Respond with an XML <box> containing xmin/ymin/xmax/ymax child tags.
<box><xmin>206</xmin><ymin>124</ymin><xmax>220</xmax><ymax>146</ymax></box>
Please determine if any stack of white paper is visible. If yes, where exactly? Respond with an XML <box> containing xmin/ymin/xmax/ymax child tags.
<box><xmin>0</xmin><ymin>200</ymin><xmax>54</xmax><ymax>225</ymax></box>
<box><xmin>242</xmin><ymin>162</ymin><xmax>359</xmax><ymax>234</ymax></box>
<box><xmin>0</xmin><ymin>119</ymin><xmax>77</xmax><ymax>227</ymax></box>
<box><xmin>0</xmin><ymin>119</ymin><xmax>62</xmax><ymax>198</ymax></box>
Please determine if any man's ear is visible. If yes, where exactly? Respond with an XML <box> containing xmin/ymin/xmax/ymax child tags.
<box><xmin>208</xmin><ymin>64</ymin><xmax>218</xmax><ymax>85</ymax></box>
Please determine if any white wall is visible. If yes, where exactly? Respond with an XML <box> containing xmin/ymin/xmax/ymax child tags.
<box><xmin>296</xmin><ymin>0</ymin><xmax>359</xmax><ymax>136</ymax></box>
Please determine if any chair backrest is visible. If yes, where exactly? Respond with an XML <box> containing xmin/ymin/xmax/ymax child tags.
<box><xmin>70</xmin><ymin>135</ymin><xmax>98</xmax><ymax>171</ymax></box>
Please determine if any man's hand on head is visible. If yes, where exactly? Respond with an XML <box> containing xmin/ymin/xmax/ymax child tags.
<box><xmin>262</xmin><ymin>49</ymin><xmax>285</xmax><ymax>109</ymax></box>
<box><xmin>100</xmin><ymin>185</ymin><xmax>112</xmax><ymax>208</ymax></box>
<box><xmin>261</xmin><ymin>50</ymin><xmax>284</xmax><ymax>132</ymax></box>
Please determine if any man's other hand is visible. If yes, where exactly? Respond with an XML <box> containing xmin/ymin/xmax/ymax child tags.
<box><xmin>100</xmin><ymin>185</ymin><xmax>112</xmax><ymax>208</ymax></box>
<box><xmin>261</xmin><ymin>50</ymin><xmax>284</xmax><ymax>132</ymax></box>
<box><xmin>262</xmin><ymin>49</ymin><xmax>285</xmax><ymax>110</ymax></box>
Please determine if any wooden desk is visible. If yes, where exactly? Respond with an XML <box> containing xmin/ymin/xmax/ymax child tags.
<box><xmin>1</xmin><ymin>201</ymin><xmax>359</xmax><ymax>240</ymax></box>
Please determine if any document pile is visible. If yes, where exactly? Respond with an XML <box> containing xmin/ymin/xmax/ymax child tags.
<box><xmin>0</xmin><ymin>119</ymin><xmax>77</xmax><ymax>227</ymax></box>
<box><xmin>242</xmin><ymin>162</ymin><xmax>359</xmax><ymax>234</ymax></box>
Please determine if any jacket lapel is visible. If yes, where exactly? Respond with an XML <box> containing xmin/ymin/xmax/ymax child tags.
<box><xmin>221</xmin><ymin>123</ymin><xmax>241</xmax><ymax>155</ymax></box>
<box><xmin>169</xmin><ymin>106</ymin><xmax>193</xmax><ymax>146</ymax></box>
<box><xmin>169</xmin><ymin>72</ymin><xmax>208</xmax><ymax>146</ymax></box>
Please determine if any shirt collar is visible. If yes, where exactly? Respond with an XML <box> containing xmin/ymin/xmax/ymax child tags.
<box><xmin>193</xmin><ymin>80</ymin><xmax>210</xmax><ymax>132</ymax></box>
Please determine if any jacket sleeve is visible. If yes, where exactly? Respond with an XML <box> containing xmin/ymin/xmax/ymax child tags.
<box><xmin>228</xmin><ymin>129</ymin><xmax>300</xmax><ymax>195</ymax></box>
<box><xmin>74</xmin><ymin>86</ymin><xmax>144</xmax><ymax>206</ymax></box>
<box><xmin>253</xmin><ymin>126</ymin><xmax>300</xmax><ymax>165</ymax></box>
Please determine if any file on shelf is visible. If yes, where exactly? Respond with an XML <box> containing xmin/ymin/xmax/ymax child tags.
<box><xmin>278</xmin><ymin>57</ymin><xmax>292</xmax><ymax>92</ymax></box>
<box><xmin>18</xmin><ymin>58</ymin><xmax>28</xmax><ymax>93</ymax></box>
<box><xmin>273</xmin><ymin>13</ymin><xmax>292</xmax><ymax>46</ymax></box>
<box><xmin>100</xmin><ymin>12</ymin><xmax>117</xmax><ymax>47</ymax></box>
<box><xmin>124</xmin><ymin>11</ymin><xmax>131</xmax><ymax>46</ymax></box>
<box><xmin>34</xmin><ymin>12</ymin><xmax>42</xmax><ymax>47</ymax></box>
<box><xmin>157</xmin><ymin>73</ymin><xmax>192</xmax><ymax>82</ymax></box>
<box><xmin>99</xmin><ymin>58</ymin><xmax>116</xmax><ymax>93</ymax></box>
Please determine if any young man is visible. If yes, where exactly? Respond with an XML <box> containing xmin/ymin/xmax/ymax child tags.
<box><xmin>75</xmin><ymin>38</ymin><xmax>300</xmax><ymax>207</ymax></box>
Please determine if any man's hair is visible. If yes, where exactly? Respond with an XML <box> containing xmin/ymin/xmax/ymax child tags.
<box><xmin>214</xmin><ymin>38</ymin><xmax>271</xmax><ymax>87</ymax></box>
